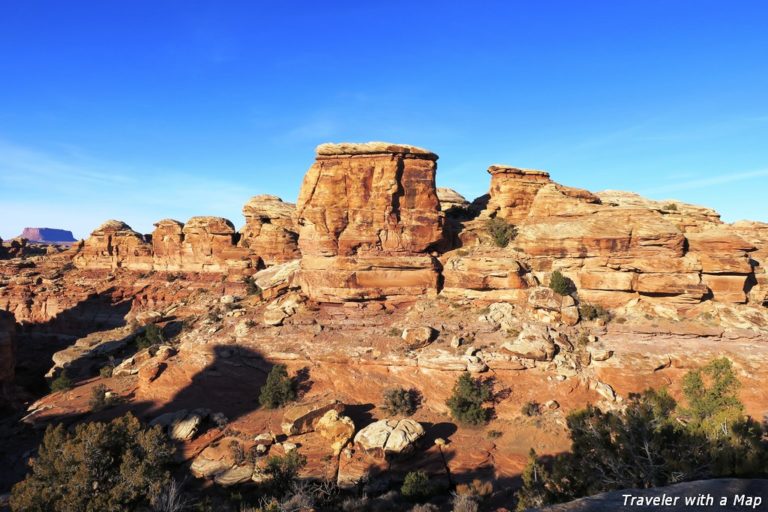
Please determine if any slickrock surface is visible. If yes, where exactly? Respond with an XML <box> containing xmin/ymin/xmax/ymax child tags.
<box><xmin>296</xmin><ymin>142</ymin><xmax>443</xmax><ymax>301</ymax></box>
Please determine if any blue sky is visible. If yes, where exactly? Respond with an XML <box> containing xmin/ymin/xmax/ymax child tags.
<box><xmin>1</xmin><ymin>1</ymin><xmax>767</xmax><ymax>239</ymax></box>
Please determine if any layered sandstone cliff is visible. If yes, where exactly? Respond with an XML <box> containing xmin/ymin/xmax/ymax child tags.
<box><xmin>295</xmin><ymin>142</ymin><xmax>444</xmax><ymax>301</ymax></box>
<box><xmin>444</xmin><ymin>165</ymin><xmax>761</xmax><ymax>310</ymax></box>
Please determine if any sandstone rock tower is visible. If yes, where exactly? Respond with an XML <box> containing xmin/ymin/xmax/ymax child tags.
<box><xmin>296</xmin><ymin>142</ymin><xmax>444</xmax><ymax>302</ymax></box>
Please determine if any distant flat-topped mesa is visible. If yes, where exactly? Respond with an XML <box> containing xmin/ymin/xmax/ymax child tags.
<box><xmin>296</xmin><ymin>142</ymin><xmax>443</xmax><ymax>301</ymax></box>
<box><xmin>72</xmin><ymin>195</ymin><xmax>302</xmax><ymax>273</ymax></box>
<box><xmin>17</xmin><ymin>227</ymin><xmax>76</xmax><ymax>244</ymax></box>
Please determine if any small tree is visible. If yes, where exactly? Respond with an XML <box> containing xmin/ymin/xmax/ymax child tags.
<box><xmin>382</xmin><ymin>387</ymin><xmax>420</xmax><ymax>416</ymax></box>
<box><xmin>485</xmin><ymin>218</ymin><xmax>518</xmax><ymax>248</ymax></box>
<box><xmin>401</xmin><ymin>470</ymin><xmax>432</xmax><ymax>500</ymax></box>
<box><xmin>515</xmin><ymin>449</ymin><xmax>552</xmax><ymax>511</ymax></box>
<box><xmin>11</xmin><ymin>413</ymin><xmax>173</xmax><ymax>511</ymax></box>
<box><xmin>682</xmin><ymin>357</ymin><xmax>743</xmax><ymax>439</ymax></box>
<box><xmin>549</xmin><ymin>271</ymin><xmax>575</xmax><ymax>296</ymax></box>
<box><xmin>446</xmin><ymin>372</ymin><xmax>493</xmax><ymax>426</ymax></box>
<box><xmin>50</xmin><ymin>371</ymin><xmax>72</xmax><ymax>392</ymax></box>
<box><xmin>259</xmin><ymin>364</ymin><xmax>297</xmax><ymax>409</ymax></box>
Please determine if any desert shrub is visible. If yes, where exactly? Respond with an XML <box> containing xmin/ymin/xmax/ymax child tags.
<box><xmin>401</xmin><ymin>470</ymin><xmax>432</xmax><ymax>500</ymax></box>
<box><xmin>149</xmin><ymin>478</ymin><xmax>190</xmax><ymax>512</ymax></box>
<box><xmin>10</xmin><ymin>413</ymin><xmax>173</xmax><ymax>512</ymax></box>
<box><xmin>99</xmin><ymin>364</ymin><xmax>114</xmax><ymax>378</ymax></box>
<box><xmin>485</xmin><ymin>217</ymin><xmax>518</xmax><ymax>248</ymax></box>
<box><xmin>244</xmin><ymin>275</ymin><xmax>261</xmax><ymax>296</ymax></box>
<box><xmin>446</xmin><ymin>372</ymin><xmax>493</xmax><ymax>426</ymax></box>
<box><xmin>521</xmin><ymin>401</ymin><xmax>541</xmax><ymax>417</ymax></box>
<box><xmin>452</xmin><ymin>492</ymin><xmax>480</xmax><ymax>512</ymax></box>
<box><xmin>264</xmin><ymin>450</ymin><xmax>307</xmax><ymax>497</ymax></box>
<box><xmin>487</xmin><ymin>429</ymin><xmax>503</xmax><ymax>439</ymax></box>
<box><xmin>382</xmin><ymin>387</ymin><xmax>420</xmax><ymax>416</ymax></box>
<box><xmin>258</xmin><ymin>364</ymin><xmax>297</xmax><ymax>409</ymax></box>
<box><xmin>456</xmin><ymin>478</ymin><xmax>493</xmax><ymax>499</ymax></box>
<box><xmin>664</xmin><ymin>202</ymin><xmax>678</xmax><ymax>211</ymax></box>
<box><xmin>578</xmin><ymin>302</ymin><xmax>611</xmax><ymax>322</ymax></box>
<box><xmin>89</xmin><ymin>383</ymin><xmax>116</xmax><ymax>411</ymax></box>
<box><xmin>229</xmin><ymin>440</ymin><xmax>245</xmax><ymax>465</ymax></box>
<box><xmin>549</xmin><ymin>270</ymin><xmax>575</xmax><ymax>296</ymax></box>
<box><xmin>411</xmin><ymin>503</ymin><xmax>440</xmax><ymax>512</ymax></box>
<box><xmin>50</xmin><ymin>371</ymin><xmax>72</xmax><ymax>392</ymax></box>
<box><xmin>135</xmin><ymin>323</ymin><xmax>164</xmax><ymax>350</ymax></box>
<box><xmin>515</xmin><ymin>449</ymin><xmax>552</xmax><ymax>511</ymax></box>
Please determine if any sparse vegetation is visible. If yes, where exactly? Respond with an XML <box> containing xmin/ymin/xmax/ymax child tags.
<box><xmin>89</xmin><ymin>383</ymin><xmax>115</xmax><ymax>411</ymax></box>
<box><xmin>50</xmin><ymin>371</ymin><xmax>72</xmax><ymax>392</ymax></box>
<box><xmin>401</xmin><ymin>470</ymin><xmax>432</xmax><ymax>501</ymax></box>
<box><xmin>259</xmin><ymin>364</ymin><xmax>297</xmax><ymax>409</ymax></box>
<box><xmin>578</xmin><ymin>302</ymin><xmax>611</xmax><ymax>322</ymax></box>
<box><xmin>521</xmin><ymin>401</ymin><xmax>541</xmax><ymax>417</ymax></box>
<box><xmin>388</xmin><ymin>327</ymin><xmax>402</xmax><ymax>337</ymax></box>
<box><xmin>514</xmin><ymin>358</ymin><xmax>768</xmax><ymax>507</ymax></box>
<box><xmin>664</xmin><ymin>202</ymin><xmax>678</xmax><ymax>211</ymax></box>
<box><xmin>515</xmin><ymin>449</ymin><xmax>551</xmax><ymax>511</ymax></box>
<box><xmin>487</xmin><ymin>429</ymin><xmax>503</xmax><ymax>439</ymax></box>
<box><xmin>264</xmin><ymin>450</ymin><xmax>307</xmax><ymax>497</ymax></box>
<box><xmin>549</xmin><ymin>270</ymin><xmax>575</xmax><ymax>296</ymax></box>
<box><xmin>485</xmin><ymin>217</ymin><xmax>518</xmax><ymax>248</ymax></box>
<box><xmin>381</xmin><ymin>387</ymin><xmax>421</xmax><ymax>416</ymax></box>
<box><xmin>244</xmin><ymin>275</ymin><xmax>262</xmax><ymax>296</ymax></box>
<box><xmin>135</xmin><ymin>323</ymin><xmax>164</xmax><ymax>350</ymax></box>
<box><xmin>10</xmin><ymin>413</ymin><xmax>173</xmax><ymax>511</ymax></box>
<box><xmin>446</xmin><ymin>372</ymin><xmax>493</xmax><ymax>426</ymax></box>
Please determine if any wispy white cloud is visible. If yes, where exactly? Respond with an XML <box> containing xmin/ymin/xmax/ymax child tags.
<box><xmin>0</xmin><ymin>138</ymin><xmax>258</xmax><ymax>239</ymax></box>
<box><xmin>642</xmin><ymin>169</ymin><xmax>768</xmax><ymax>195</ymax></box>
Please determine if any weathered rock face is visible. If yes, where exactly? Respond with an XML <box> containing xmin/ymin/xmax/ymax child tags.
<box><xmin>238</xmin><ymin>195</ymin><xmax>300</xmax><ymax>266</ymax></box>
<box><xmin>73</xmin><ymin>220</ymin><xmax>153</xmax><ymax>271</ymax></box>
<box><xmin>180</xmin><ymin>217</ymin><xmax>251</xmax><ymax>273</ymax></box>
<box><xmin>296</xmin><ymin>142</ymin><xmax>444</xmax><ymax>302</ymax></box>
<box><xmin>449</xmin><ymin>165</ymin><xmax>760</xmax><ymax>309</ymax></box>
<box><xmin>75</xmin><ymin>217</ymin><xmax>254</xmax><ymax>274</ymax></box>
<box><xmin>0</xmin><ymin>310</ymin><xmax>15</xmax><ymax>404</ymax></box>
<box><xmin>151</xmin><ymin>219</ymin><xmax>185</xmax><ymax>271</ymax></box>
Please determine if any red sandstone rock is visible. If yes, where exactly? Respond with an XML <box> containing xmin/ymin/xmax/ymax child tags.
<box><xmin>238</xmin><ymin>195</ymin><xmax>300</xmax><ymax>266</ymax></box>
<box><xmin>296</xmin><ymin>142</ymin><xmax>444</xmax><ymax>302</ymax></box>
<box><xmin>73</xmin><ymin>220</ymin><xmax>153</xmax><ymax>271</ymax></box>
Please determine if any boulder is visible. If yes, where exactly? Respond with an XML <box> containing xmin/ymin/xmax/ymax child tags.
<box><xmin>281</xmin><ymin>397</ymin><xmax>344</xmax><ymax>436</ymax></box>
<box><xmin>401</xmin><ymin>326</ymin><xmax>437</xmax><ymax>349</ymax></box>
<box><xmin>316</xmin><ymin>409</ymin><xmax>355</xmax><ymax>456</ymax></box>
<box><xmin>501</xmin><ymin>323</ymin><xmax>557</xmax><ymax>361</ymax></box>
<box><xmin>354</xmin><ymin>418</ymin><xmax>425</xmax><ymax>458</ymax></box>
